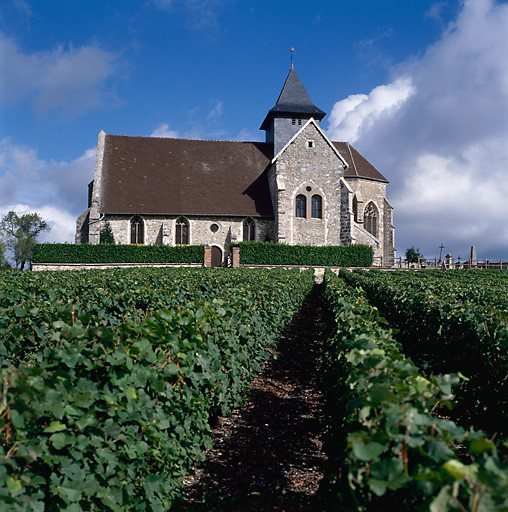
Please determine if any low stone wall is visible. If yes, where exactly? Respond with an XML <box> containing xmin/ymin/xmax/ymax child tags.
<box><xmin>32</xmin><ymin>262</ymin><xmax>203</xmax><ymax>271</ymax></box>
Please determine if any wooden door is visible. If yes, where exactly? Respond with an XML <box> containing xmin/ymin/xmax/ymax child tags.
<box><xmin>211</xmin><ymin>246</ymin><xmax>222</xmax><ymax>267</ymax></box>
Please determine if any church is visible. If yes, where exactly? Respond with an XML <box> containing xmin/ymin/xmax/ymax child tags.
<box><xmin>76</xmin><ymin>65</ymin><xmax>395</xmax><ymax>266</ymax></box>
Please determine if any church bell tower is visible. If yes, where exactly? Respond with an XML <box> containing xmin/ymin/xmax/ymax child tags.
<box><xmin>260</xmin><ymin>64</ymin><xmax>326</xmax><ymax>157</ymax></box>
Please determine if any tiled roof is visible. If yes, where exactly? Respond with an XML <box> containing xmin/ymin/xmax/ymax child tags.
<box><xmin>98</xmin><ymin>134</ymin><xmax>387</xmax><ymax>217</ymax></box>
<box><xmin>332</xmin><ymin>142</ymin><xmax>388</xmax><ymax>182</ymax></box>
<box><xmin>100</xmin><ymin>135</ymin><xmax>274</xmax><ymax>217</ymax></box>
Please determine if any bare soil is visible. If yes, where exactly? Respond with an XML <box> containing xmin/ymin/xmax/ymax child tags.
<box><xmin>174</xmin><ymin>284</ymin><xmax>328</xmax><ymax>511</ymax></box>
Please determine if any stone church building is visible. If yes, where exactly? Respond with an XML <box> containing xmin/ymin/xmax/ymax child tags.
<box><xmin>76</xmin><ymin>65</ymin><xmax>395</xmax><ymax>266</ymax></box>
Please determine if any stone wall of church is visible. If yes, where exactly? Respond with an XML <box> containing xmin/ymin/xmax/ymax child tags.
<box><xmin>340</xmin><ymin>179</ymin><xmax>353</xmax><ymax>245</ymax></box>
<box><xmin>383</xmin><ymin>198</ymin><xmax>396</xmax><ymax>264</ymax></box>
<box><xmin>266</xmin><ymin>163</ymin><xmax>279</xmax><ymax>242</ymax></box>
<box><xmin>270</xmin><ymin>122</ymin><xmax>346</xmax><ymax>246</ymax></box>
<box><xmin>346</xmin><ymin>178</ymin><xmax>395</xmax><ymax>263</ymax></box>
<box><xmin>187</xmin><ymin>217</ymin><xmax>272</xmax><ymax>253</ymax></box>
<box><xmin>75</xmin><ymin>209</ymin><xmax>90</xmax><ymax>244</ymax></box>
<box><xmin>101</xmin><ymin>215</ymin><xmax>273</xmax><ymax>264</ymax></box>
<box><xmin>352</xmin><ymin>223</ymin><xmax>382</xmax><ymax>259</ymax></box>
<box><xmin>88</xmin><ymin>131</ymin><xmax>106</xmax><ymax>245</ymax></box>
<box><xmin>272</xmin><ymin>115</ymin><xmax>316</xmax><ymax>156</ymax></box>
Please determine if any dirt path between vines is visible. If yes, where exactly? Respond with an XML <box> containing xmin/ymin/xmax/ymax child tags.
<box><xmin>175</xmin><ymin>281</ymin><xmax>328</xmax><ymax>511</ymax></box>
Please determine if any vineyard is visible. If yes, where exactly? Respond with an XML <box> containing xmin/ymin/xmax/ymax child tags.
<box><xmin>0</xmin><ymin>267</ymin><xmax>507</xmax><ymax>510</ymax></box>
<box><xmin>322</xmin><ymin>270</ymin><xmax>507</xmax><ymax>511</ymax></box>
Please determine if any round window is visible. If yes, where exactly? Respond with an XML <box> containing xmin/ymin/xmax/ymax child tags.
<box><xmin>306</xmin><ymin>186</ymin><xmax>312</xmax><ymax>192</ymax></box>
<box><xmin>210</xmin><ymin>223</ymin><xmax>219</xmax><ymax>233</ymax></box>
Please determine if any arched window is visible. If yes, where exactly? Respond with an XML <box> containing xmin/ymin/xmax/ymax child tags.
<box><xmin>364</xmin><ymin>202</ymin><xmax>378</xmax><ymax>237</ymax></box>
<box><xmin>295</xmin><ymin>194</ymin><xmax>307</xmax><ymax>218</ymax></box>
<box><xmin>243</xmin><ymin>218</ymin><xmax>255</xmax><ymax>241</ymax></box>
<box><xmin>175</xmin><ymin>217</ymin><xmax>189</xmax><ymax>245</ymax></box>
<box><xmin>311</xmin><ymin>195</ymin><xmax>322</xmax><ymax>218</ymax></box>
<box><xmin>130</xmin><ymin>215</ymin><xmax>144</xmax><ymax>244</ymax></box>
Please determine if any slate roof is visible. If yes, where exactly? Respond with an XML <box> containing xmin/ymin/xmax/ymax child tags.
<box><xmin>260</xmin><ymin>65</ymin><xmax>326</xmax><ymax>130</ymax></box>
<box><xmin>98</xmin><ymin>134</ymin><xmax>387</xmax><ymax>217</ymax></box>
<box><xmin>100</xmin><ymin>134</ymin><xmax>274</xmax><ymax>216</ymax></box>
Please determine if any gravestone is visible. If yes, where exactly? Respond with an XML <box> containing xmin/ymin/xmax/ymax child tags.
<box><xmin>470</xmin><ymin>245</ymin><xmax>477</xmax><ymax>267</ymax></box>
<box><xmin>446</xmin><ymin>252</ymin><xmax>453</xmax><ymax>269</ymax></box>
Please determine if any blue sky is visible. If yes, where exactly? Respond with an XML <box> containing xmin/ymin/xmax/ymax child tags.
<box><xmin>1</xmin><ymin>0</ymin><xmax>508</xmax><ymax>259</ymax></box>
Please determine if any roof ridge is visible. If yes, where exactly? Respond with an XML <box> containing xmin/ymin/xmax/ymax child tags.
<box><xmin>106</xmin><ymin>133</ymin><xmax>269</xmax><ymax>144</ymax></box>
<box><xmin>347</xmin><ymin>142</ymin><xmax>359</xmax><ymax>177</ymax></box>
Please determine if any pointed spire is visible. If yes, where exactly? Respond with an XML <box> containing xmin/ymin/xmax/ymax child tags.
<box><xmin>273</xmin><ymin>66</ymin><xmax>324</xmax><ymax>114</ymax></box>
<box><xmin>260</xmin><ymin>65</ymin><xmax>326</xmax><ymax>131</ymax></box>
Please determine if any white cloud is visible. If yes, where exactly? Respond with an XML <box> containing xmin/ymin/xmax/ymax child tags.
<box><xmin>327</xmin><ymin>77</ymin><xmax>415</xmax><ymax>143</ymax></box>
<box><xmin>0</xmin><ymin>139</ymin><xmax>96</xmax><ymax>242</ymax></box>
<box><xmin>233</xmin><ymin>128</ymin><xmax>262</xmax><ymax>142</ymax></box>
<box><xmin>396</xmin><ymin>148</ymin><xmax>508</xmax><ymax>253</ymax></box>
<box><xmin>150</xmin><ymin>120</ymin><xmax>231</xmax><ymax>140</ymax></box>
<box><xmin>326</xmin><ymin>0</ymin><xmax>508</xmax><ymax>258</ymax></box>
<box><xmin>149</xmin><ymin>123</ymin><xmax>205</xmax><ymax>139</ymax></box>
<box><xmin>150</xmin><ymin>123</ymin><xmax>180</xmax><ymax>138</ymax></box>
<box><xmin>0</xmin><ymin>204</ymin><xmax>76</xmax><ymax>243</ymax></box>
<box><xmin>0</xmin><ymin>34</ymin><xmax>119</xmax><ymax>116</ymax></box>
<box><xmin>207</xmin><ymin>100</ymin><xmax>223</xmax><ymax>122</ymax></box>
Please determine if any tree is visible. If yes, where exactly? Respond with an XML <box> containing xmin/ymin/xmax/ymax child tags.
<box><xmin>0</xmin><ymin>240</ymin><xmax>10</xmax><ymax>269</ymax></box>
<box><xmin>405</xmin><ymin>246</ymin><xmax>424</xmax><ymax>263</ymax></box>
<box><xmin>0</xmin><ymin>211</ymin><xmax>50</xmax><ymax>270</ymax></box>
<box><xmin>100</xmin><ymin>221</ymin><xmax>115</xmax><ymax>244</ymax></box>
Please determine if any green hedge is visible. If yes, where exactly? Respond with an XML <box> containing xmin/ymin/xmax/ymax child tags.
<box><xmin>233</xmin><ymin>242</ymin><xmax>373</xmax><ymax>266</ymax></box>
<box><xmin>32</xmin><ymin>243</ymin><xmax>205</xmax><ymax>264</ymax></box>
<box><xmin>33</xmin><ymin>242</ymin><xmax>373</xmax><ymax>266</ymax></box>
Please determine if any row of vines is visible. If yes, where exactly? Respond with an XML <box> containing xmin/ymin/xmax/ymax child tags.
<box><xmin>321</xmin><ymin>269</ymin><xmax>507</xmax><ymax>511</ymax></box>
<box><xmin>0</xmin><ymin>267</ymin><xmax>314</xmax><ymax>511</ymax></box>
<box><xmin>340</xmin><ymin>269</ymin><xmax>508</xmax><ymax>435</ymax></box>
<box><xmin>1</xmin><ymin>266</ymin><xmax>506</xmax><ymax>511</ymax></box>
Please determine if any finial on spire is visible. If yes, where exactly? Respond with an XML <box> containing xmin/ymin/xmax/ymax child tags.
<box><xmin>290</xmin><ymin>47</ymin><xmax>294</xmax><ymax>68</ymax></box>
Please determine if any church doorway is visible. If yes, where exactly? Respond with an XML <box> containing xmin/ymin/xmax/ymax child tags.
<box><xmin>211</xmin><ymin>246</ymin><xmax>223</xmax><ymax>267</ymax></box>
